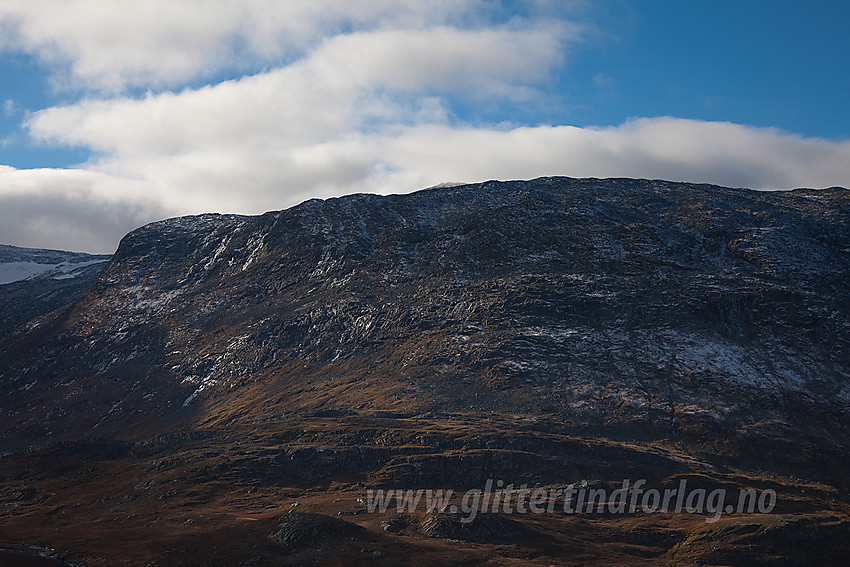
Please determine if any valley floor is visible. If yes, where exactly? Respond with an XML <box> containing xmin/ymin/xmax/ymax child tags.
<box><xmin>1</xmin><ymin>412</ymin><xmax>847</xmax><ymax>566</ymax></box>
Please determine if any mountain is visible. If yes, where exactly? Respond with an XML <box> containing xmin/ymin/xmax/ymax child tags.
<box><xmin>0</xmin><ymin>245</ymin><xmax>111</xmax><ymax>341</ymax></box>
<box><xmin>0</xmin><ymin>177</ymin><xmax>848</xmax><ymax>566</ymax></box>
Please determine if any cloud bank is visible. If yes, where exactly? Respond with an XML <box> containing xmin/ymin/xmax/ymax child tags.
<box><xmin>1</xmin><ymin>1</ymin><xmax>848</xmax><ymax>252</ymax></box>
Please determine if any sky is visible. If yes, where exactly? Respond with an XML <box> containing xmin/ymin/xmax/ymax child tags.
<box><xmin>1</xmin><ymin>0</ymin><xmax>849</xmax><ymax>253</ymax></box>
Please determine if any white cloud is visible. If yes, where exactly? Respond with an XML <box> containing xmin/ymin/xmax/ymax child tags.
<box><xmin>0</xmin><ymin>165</ymin><xmax>165</xmax><ymax>252</ymax></box>
<box><xmin>2</xmin><ymin>99</ymin><xmax>16</xmax><ymax>117</ymax></box>
<box><xmin>8</xmin><ymin>111</ymin><xmax>850</xmax><ymax>252</ymax></box>
<box><xmin>306</xmin><ymin>23</ymin><xmax>571</xmax><ymax>97</ymax></box>
<box><xmin>0</xmin><ymin>0</ymin><xmax>496</xmax><ymax>91</ymax></box>
<box><xmin>369</xmin><ymin>118</ymin><xmax>850</xmax><ymax>191</ymax></box>
<box><xmin>25</xmin><ymin>24</ymin><xmax>568</xmax><ymax>155</ymax></box>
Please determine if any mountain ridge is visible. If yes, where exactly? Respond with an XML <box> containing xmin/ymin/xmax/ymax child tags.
<box><xmin>0</xmin><ymin>176</ymin><xmax>849</xmax><ymax>565</ymax></box>
<box><xmin>3</xmin><ymin>177</ymin><xmax>848</xmax><ymax>456</ymax></box>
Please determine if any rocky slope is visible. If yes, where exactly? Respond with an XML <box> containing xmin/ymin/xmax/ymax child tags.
<box><xmin>0</xmin><ymin>177</ymin><xmax>848</xmax><ymax>565</ymax></box>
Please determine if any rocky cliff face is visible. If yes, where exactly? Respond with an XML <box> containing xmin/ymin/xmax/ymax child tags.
<box><xmin>0</xmin><ymin>177</ymin><xmax>848</xmax><ymax>565</ymax></box>
<box><xmin>3</xmin><ymin>178</ymin><xmax>848</xmax><ymax>454</ymax></box>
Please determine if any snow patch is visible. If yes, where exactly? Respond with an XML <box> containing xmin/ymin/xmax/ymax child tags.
<box><xmin>0</xmin><ymin>258</ymin><xmax>109</xmax><ymax>285</ymax></box>
<box><xmin>0</xmin><ymin>262</ymin><xmax>56</xmax><ymax>284</ymax></box>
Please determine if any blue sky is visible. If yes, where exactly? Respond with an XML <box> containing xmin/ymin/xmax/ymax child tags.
<box><xmin>1</xmin><ymin>0</ymin><xmax>849</xmax><ymax>252</ymax></box>
<box><xmin>568</xmin><ymin>2</ymin><xmax>850</xmax><ymax>138</ymax></box>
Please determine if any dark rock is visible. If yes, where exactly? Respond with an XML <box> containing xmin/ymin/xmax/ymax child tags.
<box><xmin>270</xmin><ymin>510</ymin><xmax>365</xmax><ymax>548</ymax></box>
<box><xmin>380</xmin><ymin>515</ymin><xmax>410</xmax><ymax>534</ymax></box>
<box><xmin>417</xmin><ymin>509</ymin><xmax>533</xmax><ymax>543</ymax></box>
